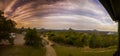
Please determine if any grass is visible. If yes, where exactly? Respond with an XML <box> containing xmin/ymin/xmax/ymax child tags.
<box><xmin>0</xmin><ymin>45</ymin><xmax>46</xmax><ymax>56</ymax></box>
<box><xmin>53</xmin><ymin>45</ymin><xmax>117</xmax><ymax>56</ymax></box>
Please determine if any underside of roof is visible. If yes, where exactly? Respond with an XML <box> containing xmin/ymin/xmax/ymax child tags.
<box><xmin>99</xmin><ymin>0</ymin><xmax>120</xmax><ymax>21</ymax></box>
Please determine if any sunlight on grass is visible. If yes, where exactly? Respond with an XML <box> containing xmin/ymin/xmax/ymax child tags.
<box><xmin>53</xmin><ymin>45</ymin><xmax>117</xmax><ymax>56</ymax></box>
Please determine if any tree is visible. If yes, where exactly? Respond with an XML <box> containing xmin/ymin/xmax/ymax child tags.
<box><xmin>89</xmin><ymin>34</ymin><xmax>103</xmax><ymax>48</ymax></box>
<box><xmin>0</xmin><ymin>10</ymin><xmax>16</xmax><ymax>45</ymax></box>
<box><xmin>24</xmin><ymin>28</ymin><xmax>42</xmax><ymax>48</ymax></box>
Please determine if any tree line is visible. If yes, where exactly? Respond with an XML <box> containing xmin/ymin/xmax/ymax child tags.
<box><xmin>0</xmin><ymin>11</ymin><xmax>16</xmax><ymax>45</ymax></box>
<box><xmin>0</xmin><ymin>10</ymin><xmax>43</xmax><ymax>48</ymax></box>
<box><xmin>47</xmin><ymin>31</ymin><xmax>118</xmax><ymax>48</ymax></box>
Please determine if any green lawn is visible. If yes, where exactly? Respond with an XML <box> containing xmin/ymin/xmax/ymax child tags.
<box><xmin>53</xmin><ymin>45</ymin><xmax>117</xmax><ymax>56</ymax></box>
<box><xmin>0</xmin><ymin>46</ymin><xmax>46</xmax><ymax>56</ymax></box>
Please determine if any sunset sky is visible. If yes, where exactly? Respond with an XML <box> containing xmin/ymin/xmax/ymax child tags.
<box><xmin>0</xmin><ymin>0</ymin><xmax>118</xmax><ymax>31</ymax></box>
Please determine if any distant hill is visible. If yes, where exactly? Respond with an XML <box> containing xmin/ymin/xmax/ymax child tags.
<box><xmin>37</xmin><ymin>29</ymin><xmax>117</xmax><ymax>35</ymax></box>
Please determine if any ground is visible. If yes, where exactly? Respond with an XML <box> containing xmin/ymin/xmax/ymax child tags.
<box><xmin>43</xmin><ymin>36</ymin><xmax>57</xmax><ymax>56</ymax></box>
<box><xmin>14</xmin><ymin>34</ymin><xmax>25</xmax><ymax>45</ymax></box>
<box><xmin>0</xmin><ymin>34</ymin><xmax>46</xmax><ymax>56</ymax></box>
<box><xmin>0</xmin><ymin>46</ymin><xmax>45</xmax><ymax>56</ymax></box>
<box><xmin>0</xmin><ymin>34</ymin><xmax>117</xmax><ymax>56</ymax></box>
<box><xmin>53</xmin><ymin>45</ymin><xmax>117</xmax><ymax>56</ymax></box>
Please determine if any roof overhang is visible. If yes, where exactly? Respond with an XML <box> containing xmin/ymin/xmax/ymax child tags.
<box><xmin>99</xmin><ymin>0</ymin><xmax>120</xmax><ymax>21</ymax></box>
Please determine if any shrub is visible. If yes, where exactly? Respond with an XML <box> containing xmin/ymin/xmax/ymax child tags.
<box><xmin>24</xmin><ymin>28</ymin><xmax>42</xmax><ymax>48</ymax></box>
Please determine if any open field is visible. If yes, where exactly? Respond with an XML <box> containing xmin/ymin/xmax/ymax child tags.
<box><xmin>53</xmin><ymin>45</ymin><xmax>117</xmax><ymax>56</ymax></box>
<box><xmin>0</xmin><ymin>46</ymin><xmax>46</xmax><ymax>56</ymax></box>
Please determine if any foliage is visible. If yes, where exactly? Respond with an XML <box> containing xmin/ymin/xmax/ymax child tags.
<box><xmin>24</xmin><ymin>28</ymin><xmax>43</xmax><ymax>48</ymax></box>
<box><xmin>47</xmin><ymin>30</ymin><xmax>118</xmax><ymax>48</ymax></box>
<box><xmin>0</xmin><ymin>10</ymin><xmax>16</xmax><ymax>45</ymax></box>
<box><xmin>53</xmin><ymin>45</ymin><xmax>116</xmax><ymax>56</ymax></box>
<box><xmin>89</xmin><ymin>34</ymin><xmax>103</xmax><ymax>48</ymax></box>
<box><xmin>15</xmin><ymin>27</ymin><xmax>26</xmax><ymax>34</ymax></box>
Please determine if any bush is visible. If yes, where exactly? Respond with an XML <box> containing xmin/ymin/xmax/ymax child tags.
<box><xmin>0</xmin><ymin>11</ymin><xmax>16</xmax><ymax>45</ymax></box>
<box><xmin>47</xmin><ymin>31</ymin><xmax>118</xmax><ymax>48</ymax></box>
<box><xmin>24</xmin><ymin>28</ymin><xmax>42</xmax><ymax>48</ymax></box>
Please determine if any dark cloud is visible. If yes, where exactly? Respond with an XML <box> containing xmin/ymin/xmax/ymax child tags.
<box><xmin>3</xmin><ymin>0</ymin><xmax>64</xmax><ymax>18</ymax></box>
<box><xmin>0</xmin><ymin>0</ymin><xmax>12</xmax><ymax>10</ymax></box>
<box><xmin>0</xmin><ymin>0</ymin><xmax>117</xmax><ymax>31</ymax></box>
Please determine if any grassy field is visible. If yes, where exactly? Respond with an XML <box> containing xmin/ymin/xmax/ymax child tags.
<box><xmin>0</xmin><ymin>46</ymin><xmax>46</xmax><ymax>56</ymax></box>
<box><xmin>53</xmin><ymin>45</ymin><xmax>117</xmax><ymax>56</ymax></box>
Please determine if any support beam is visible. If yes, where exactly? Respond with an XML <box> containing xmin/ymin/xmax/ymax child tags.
<box><xmin>119</xmin><ymin>21</ymin><xmax>120</xmax><ymax>50</ymax></box>
<box><xmin>113</xmin><ymin>21</ymin><xmax>120</xmax><ymax>56</ymax></box>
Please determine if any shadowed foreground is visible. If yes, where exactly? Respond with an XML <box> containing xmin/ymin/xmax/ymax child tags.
<box><xmin>0</xmin><ymin>34</ymin><xmax>46</xmax><ymax>56</ymax></box>
<box><xmin>0</xmin><ymin>46</ymin><xmax>45</xmax><ymax>56</ymax></box>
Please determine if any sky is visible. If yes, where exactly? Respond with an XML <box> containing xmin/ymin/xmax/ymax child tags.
<box><xmin>0</xmin><ymin>0</ymin><xmax>118</xmax><ymax>31</ymax></box>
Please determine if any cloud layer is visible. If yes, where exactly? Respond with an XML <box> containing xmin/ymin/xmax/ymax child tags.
<box><xmin>0</xmin><ymin>0</ymin><xmax>117</xmax><ymax>31</ymax></box>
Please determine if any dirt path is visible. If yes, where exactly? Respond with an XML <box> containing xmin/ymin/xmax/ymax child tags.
<box><xmin>14</xmin><ymin>34</ymin><xmax>57</xmax><ymax>56</ymax></box>
<box><xmin>43</xmin><ymin>36</ymin><xmax>57</xmax><ymax>56</ymax></box>
<box><xmin>14</xmin><ymin>34</ymin><xmax>25</xmax><ymax>45</ymax></box>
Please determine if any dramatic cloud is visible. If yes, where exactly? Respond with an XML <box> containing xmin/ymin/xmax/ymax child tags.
<box><xmin>0</xmin><ymin>0</ymin><xmax>117</xmax><ymax>31</ymax></box>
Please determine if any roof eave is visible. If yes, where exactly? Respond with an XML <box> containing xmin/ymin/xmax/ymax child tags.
<box><xmin>99</xmin><ymin>0</ymin><xmax>117</xmax><ymax>21</ymax></box>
